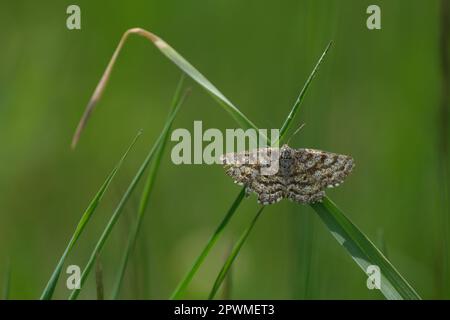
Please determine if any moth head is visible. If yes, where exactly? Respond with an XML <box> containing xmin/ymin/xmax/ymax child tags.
<box><xmin>280</xmin><ymin>144</ymin><xmax>294</xmax><ymax>159</ymax></box>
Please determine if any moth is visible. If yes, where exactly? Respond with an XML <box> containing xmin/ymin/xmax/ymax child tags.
<box><xmin>220</xmin><ymin>144</ymin><xmax>354</xmax><ymax>205</ymax></box>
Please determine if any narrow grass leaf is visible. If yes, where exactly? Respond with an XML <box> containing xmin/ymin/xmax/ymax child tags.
<box><xmin>72</xmin><ymin>28</ymin><xmax>259</xmax><ymax>148</ymax></box>
<box><xmin>311</xmin><ymin>196</ymin><xmax>421</xmax><ymax>300</ymax></box>
<box><xmin>39</xmin><ymin>131</ymin><xmax>141</xmax><ymax>300</ymax></box>
<box><xmin>111</xmin><ymin>76</ymin><xmax>185</xmax><ymax>299</ymax></box>
<box><xmin>208</xmin><ymin>206</ymin><xmax>265</xmax><ymax>300</ymax></box>
<box><xmin>69</xmin><ymin>86</ymin><xmax>189</xmax><ymax>300</ymax></box>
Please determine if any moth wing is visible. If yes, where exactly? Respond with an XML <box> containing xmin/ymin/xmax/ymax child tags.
<box><xmin>220</xmin><ymin>147</ymin><xmax>284</xmax><ymax>205</ymax></box>
<box><xmin>220</xmin><ymin>149</ymin><xmax>261</xmax><ymax>185</ymax></box>
<box><xmin>287</xmin><ymin>148</ymin><xmax>354</xmax><ymax>204</ymax></box>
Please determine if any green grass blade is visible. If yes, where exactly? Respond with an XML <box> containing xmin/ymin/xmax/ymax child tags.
<box><xmin>2</xmin><ymin>260</ymin><xmax>11</xmax><ymax>300</ymax></box>
<box><xmin>39</xmin><ymin>131</ymin><xmax>141</xmax><ymax>300</ymax></box>
<box><xmin>68</xmin><ymin>86</ymin><xmax>188</xmax><ymax>300</ymax></box>
<box><xmin>311</xmin><ymin>196</ymin><xmax>421</xmax><ymax>300</ymax></box>
<box><xmin>72</xmin><ymin>28</ymin><xmax>259</xmax><ymax>148</ymax></box>
<box><xmin>277</xmin><ymin>41</ymin><xmax>332</xmax><ymax>144</ymax></box>
<box><xmin>111</xmin><ymin>76</ymin><xmax>185</xmax><ymax>299</ymax></box>
<box><xmin>208</xmin><ymin>206</ymin><xmax>265</xmax><ymax>300</ymax></box>
<box><xmin>170</xmin><ymin>188</ymin><xmax>247</xmax><ymax>299</ymax></box>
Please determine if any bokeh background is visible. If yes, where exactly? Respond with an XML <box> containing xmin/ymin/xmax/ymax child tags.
<box><xmin>0</xmin><ymin>0</ymin><xmax>448</xmax><ymax>299</ymax></box>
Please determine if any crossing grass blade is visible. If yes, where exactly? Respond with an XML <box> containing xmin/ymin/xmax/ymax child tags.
<box><xmin>208</xmin><ymin>206</ymin><xmax>265</xmax><ymax>299</ymax></box>
<box><xmin>171</xmin><ymin>42</ymin><xmax>332</xmax><ymax>299</ymax></box>
<box><xmin>311</xmin><ymin>196</ymin><xmax>421</xmax><ymax>300</ymax></box>
<box><xmin>69</xmin><ymin>84</ymin><xmax>189</xmax><ymax>300</ymax></box>
<box><xmin>71</xmin><ymin>28</ymin><xmax>259</xmax><ymax>149</ymax></box>
<box><xmin>39</xmin><ymin>130</ymin><xmax>142</xmax><ymax>300</ymax></box>
<box><xmin>111</xmin><ymin>76</ymin><xmax>185</xmax><ymax>299</ymax></box>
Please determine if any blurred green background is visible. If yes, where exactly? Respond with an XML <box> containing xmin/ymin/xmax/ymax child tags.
<box><xmin>0</xmin><ymin>0</ymin><xmax>448</xmax><ymax>299</ymax></box>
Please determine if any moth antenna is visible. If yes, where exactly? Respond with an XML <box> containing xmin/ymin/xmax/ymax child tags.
<box><xmin>286</xmin><ymin>123</ymin><xmax>306</xmax><ymax>145</ymax></box>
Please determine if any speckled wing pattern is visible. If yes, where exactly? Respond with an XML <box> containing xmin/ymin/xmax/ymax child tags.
<box><xmin>220</xmin><ymin>145</ymin><xmax>354</xmax><ymax>205</ymax></box>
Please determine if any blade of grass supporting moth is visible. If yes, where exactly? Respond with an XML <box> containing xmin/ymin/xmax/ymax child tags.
<box><xmin>277</xmin><ymin>41</ymin><xmax>332</xmax><ymax>144</ymax></box>
<box><xmin>311</xmin><ymin>196</ymin><xmax>421</xmax><ymax>300</ymax></box>
<box><xmin>39</xmin><ymin>130</ymin><xmax>142</xmax><ymax>300</ymax></box>
<box><xmin>377</xmin><ymin>228</ymin><xmax>389</xmax><ymax>258</ymax></box>
<box><xmin>171</xmin><ymin>42</ymin><xmax>330</xmax><ymax>298</ymax></box>
<box><xmin>111</xmin><ymin>76</ymin><xmax>185</xmax><ymax>299</ymax></box>
<box><xmin>208</xmin><ymin>206</ymin><xmax>265</xmax><ymax>300</ymax></box>
<box><xmin>170</xmin><ymin>188</ymin><xmax>247</xmax><ymax>299</ymax></box>
<box><xmin>72</xmin><ymin>28</ymin><xmax>260</xmax><ymax>149</ymax></box>
<box><xmin>68</xmin><ymin>85</ymin><xmax>189</xmax><ymax>300</ymax></box>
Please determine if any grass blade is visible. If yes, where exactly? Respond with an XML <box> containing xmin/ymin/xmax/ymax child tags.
<box><xmin>277</xmin><ymin>41</ymin><xmax>332</xmax><ymax>144</ymax></box>
<box><xmin>95</xmin><ymin>255</ymin><xmax>104</xmax><ymax>300</ymax></box>
<box><xmin>170</xmin><ymin>188</ymin><xmax>246</xmax><ymax>299</ymax></box>
<box><xmin>69</xmin><ymin>86</ymin><xmax>189</xmax><ymax>300</ymax></box>
<box><xmin>72</xmin><ymin>28</ymin><xmax>259</xmax><ymax>148</ymax></box>
<box><xmin>111</xmin><ymin>76</ymin><xmax>185</xmax><ymax>299</ymax></box>
<box><xmin>208</xmin><ymin>206</ymin><xmax>265</xmax><ymax>300</ymax></box>
<box><xmin>311</xmin><ymin>196</ymin><xmax>421</xmax><ymax>300</ymax></box>
<box><xmin>377</xmin><ymin>228</ymin><xmax>389</xmax><ymax>258</ymax></box>
<box><xmin>39</xmin><ymin>131</ymin><xmax>141</xmax><ymax>300</ymax></box>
